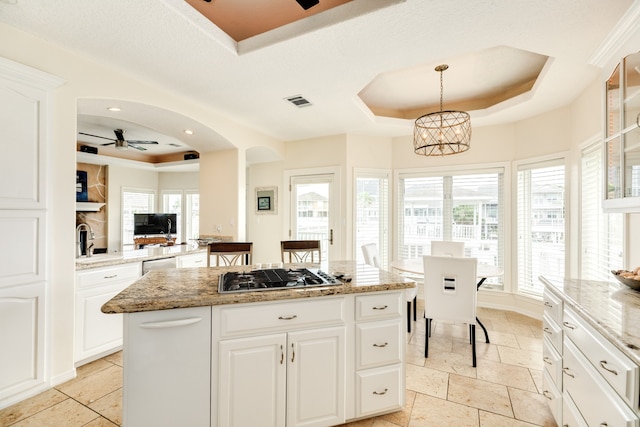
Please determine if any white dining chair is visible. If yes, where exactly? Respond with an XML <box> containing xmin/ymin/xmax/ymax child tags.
<box><xmin>423</xmin><ymin>255</ymin><xmax>478</xmax><ymax>366</ymax></box>
<box><xmin>362</xmin><ymin>243</ymin><xmax>418</xmax><ymax>333</ymax></box>
<box><xmin>430</xmin><ymin>240</ymin><xmax>465</xmax><ymax>257</ymax></box>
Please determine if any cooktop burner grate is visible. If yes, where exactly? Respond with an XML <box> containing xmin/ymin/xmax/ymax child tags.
<box><xmin>218</xmin><ymin>268</ymin><xmax>341</xmax><ymax>293</ymax></box>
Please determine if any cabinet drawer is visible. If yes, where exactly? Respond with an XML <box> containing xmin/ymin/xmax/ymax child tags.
<box><xmin>562</xmin><ymin>391</ymin><xmax>588</xmax><ymax>427</ymax></box>
<box><xmin>543</xmin><ymin>288</ymin><xmax>562</xmax><ymax>325</ymax></box>
<box><xmin>542</xmin><ymin>370</ymin><xmax>562</xmax><ymax>427</ymax></box>
<box><xmin>356</xmin><ymin>364</ymin><xmax>403</xmax><ymax>417</ymax></box>
<box><xmin>543</xmin><ymin>336</ymin><xmax>562</xmax><ymax>388</ymax></box>
<box><xmin>77</xmin><ymin>263</ymin><xmax>141</xmax><ymax>288</ymax></box>
<box><xmin>563</xmin><ymin>307</ymin><xmax>639</xmax><ymax>408</ymax></box>
<box><xmin>219</xmin><ymin>297</ymin><xmax>345</xmax><ymax>337</ymax></box>
<box><xmin>356</xmin><ymin>319</ymin><xmax>402</xmax><ymax>370</ymax></box>
<box><xmin>355</xmin><ymin>292</ymin><xmax>402</xmax><ymax>321</ymax></box>
<box><xmin>542</xmin><ymin>312</ymin><xmax>562</xmax><ymax>354</ymax></box>
<box><xmin>176</xmin><ymin>252</ymin><xmax>207</xmax><ymax>268</ymax></box>
<box><xmin>563</xmin><ymin>338</ymin><xmax>638</xmax><ymax>427</ymax></box>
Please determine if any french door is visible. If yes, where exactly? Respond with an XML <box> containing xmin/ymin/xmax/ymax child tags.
<box><xmin>287</xmin><ymin>170</ymin><xmax>339</xmax><ymax>261</ymax></box>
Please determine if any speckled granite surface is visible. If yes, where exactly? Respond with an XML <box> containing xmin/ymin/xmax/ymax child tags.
<box><xmin>75</xmin><ymin>244</ymin><xmax>207</xmax><ymax>270</ymax></box>
<box><xmin>101</xmin><ymin>261</ymin><xmax>416</xmax><ymax>314</ymax></box>
<box><xmin>541</xmin><ymin>276</ymin><xmax>640</xmax><ymax>365</ymax></box>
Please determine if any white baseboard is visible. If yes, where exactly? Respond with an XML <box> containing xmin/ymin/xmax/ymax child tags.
<box><xmin>50</xmin><ymin>367</ymin><xmax>76</xmax><ymax>388</ymax></box>
<box><xmin>477</xmin><ymin>289</ymin><xmax>543</xmax><ymax>320</ymax></box>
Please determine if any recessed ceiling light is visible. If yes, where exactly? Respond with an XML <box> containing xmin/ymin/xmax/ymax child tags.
<box><xmin>107</xmin><ymin>107</ymin><xmax>121</xmax><ymax>112</ymax></box>
<box><xmin>184</xmin><ymin>129</ymin><xmax>194</xmax><ymax>135</ymax></box>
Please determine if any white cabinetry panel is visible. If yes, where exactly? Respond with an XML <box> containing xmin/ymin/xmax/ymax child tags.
<box><xmin>0</xmin><ymin>211</ymin><xmax>44</xmax><ymax>288</ymax></box>
<box><xmin>0</xmin><ymin>283</ymin><xmax>45</xmax><ymax>401</ymax></box>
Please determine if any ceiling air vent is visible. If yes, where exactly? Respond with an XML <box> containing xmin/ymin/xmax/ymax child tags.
<box><xmin>285</xmin><ymin>95</ymin><xmax>312</xmax><ymax>108</ymax></box>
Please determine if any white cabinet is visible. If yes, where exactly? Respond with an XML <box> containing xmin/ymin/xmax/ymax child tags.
<box><xmin>176</xmin><ymin>251</ymin><xmax>208</xmax><ymax>268</ymax></box>
<box><xmin>218</xmin><ymin>327</ymin><xmax>345</xmax><ymax>427</ymax></box>
<box><xmin>215</xmin><ymin>297</ymin><xmax>346</xmax><ymax>427</ymax></box>
<box><xmin>123</xmin><ymin>306</ymin><xmax>211</xmax><ymax>427</ymax></box>
<box><xmin>75</xmin><ymin>263</ymin><xmax>141</xmax><ymax>365</ymax></box>
<box><xmin>0</xmin><ymin>58</ymin><xmax>63</xmax><ymax>407</ymax></box>
<box><xmin>541</xmin><ymin>288</ymin><xmax>563</xmax><ymax>426</ymax></box>
<box><xmin>354</xmin><ymin>293</ymin><xmax>404</xmax><ymax>418</ymax></box>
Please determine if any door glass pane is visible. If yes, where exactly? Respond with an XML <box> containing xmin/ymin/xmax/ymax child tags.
<box><xmin>607</xmin><ymin>136</ymin><xmax>622</xmax><ymax>199</ymax></box>
<box><xmin>122</xmin><ymin>190</ymin><xmax>155</xmax><ymax>249</ymax></box>
<box><xmin>623</xmin><ymin>52</ymin><xmax>640</xmax><ymax>129</ymax></box>
<box><xmin>606</xmin><ymin>63</ymin><xmax>620</xmax><ymax>137</ymax></box>
<box><xmin>163</xmin><ymin>193</ymin><xmax>182</xmax><ymax>243</ymax></box>
<box><xmin>624</xmin><ymin>126</ymin><xmax>640</xmax><ymax>197</ymax></box>
<box><xmin>355</xmin><ymin>174</ymin><xmax>389</xmax><ymax>266</ymax></box>
<box><xmin>293</xmin><ymin>181</ymin><xmax>329</xmax><ymax>260</ymax></box>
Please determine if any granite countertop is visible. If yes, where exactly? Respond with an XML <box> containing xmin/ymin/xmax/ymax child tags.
<box><xmin>75</xmin><ymin>244</ymin><xmax>208</xmax><ymax>270</ymax></box>
<box><xmin>541</xmin><ymin>276</ymin><xmax>640</xmax><ymax>365</ymax></box>
<box><xmin>101</xmin><ymin>261</ymin><xmax>416</xmax><ymax>314</ymax></box>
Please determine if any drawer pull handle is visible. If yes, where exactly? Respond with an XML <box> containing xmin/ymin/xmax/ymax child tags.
<box><xmin>599</xmin><ymin>360</ymin><xmax>618</xmax><ymax>375</ymax></box>
<box><xmin>139</xmin><ymin>317</ymin><xmax>202</xmax><ymax>329</ymax></box>
<box><xmin>562</xmin><ymin>321</ymin><xmax>576</xmax><ymax>330</ymax></box>
<box><xmin>291</xmin><ymin>343</ymin><xmax>295</xmax><ymax>363</ymax></box>
<box><xmin>543</xmin><ymin>356</ymin><xmax>552</xmax><ymax>365</ymax></box>
<box><xmin>544</xmin><ymin>301</ymin><xmax>553</xmax><ymax>307</ymax></box>
<box><xmin>600</xmin><ymin>423</ymin><xmax>608</xmax><ymax>427</ymax></box>
<box><xmin>278</xmin><ymin>315</ymin><xmax>297</xmax><ymax>320</ymax></box>
<box><xmin>103</xmin><ymin>274</ymin><xmax>118</xmax><ymax>279</ymax></box>
<box><xmin>280</xmin><ymin>345</ymin><xmax>284</xmax><ymax>365</ymax></box>
<box><xmin>542</xmin><ymin>390</ymin><xmax>553</xmax><ymax>400</ymax></box>
<box><xmin>373</xmin><ymin>305</ymin><xmax>388</xmax><ymax>310</ymax></box>
<box><xmin>372</xmin><ymin>388</ymin><xmax>388</xmax><ymax>395</ymax></box>
<box><xmin>562</xmin><ymin>367</ymin><xmax>575</xmax><ymax>378</ymax></box>
<box><xmin>373</xmin><ymin>342</ymin><xmax>388</xmax><ymax>348</ymax></box>
<box><xmin>543</xmin><ymin>327</ymin><xmax>552</xmax><ymax>335</ymax></box>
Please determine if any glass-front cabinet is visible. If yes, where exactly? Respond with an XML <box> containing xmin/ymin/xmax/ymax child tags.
<box><xmin>604</xmin><ymin>52</ymin><xmax>640</xmax><ymax>211</ymax></box>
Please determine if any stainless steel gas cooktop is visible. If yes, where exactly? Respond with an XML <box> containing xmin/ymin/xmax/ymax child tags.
<box><xmin>218</xmin><ymin>268</ymin><xmax>341</xmax><ymax>293</ymax></box>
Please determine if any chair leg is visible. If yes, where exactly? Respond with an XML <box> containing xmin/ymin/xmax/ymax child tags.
<box><xmin>413</xmin><ymin>296</ymin><xmax>417</xmax><ymax>321</ymax></box>
<box><xmin>471</xmin><ymin>324</ymin><xmax>477</xmax><ymax>367</ymax></box>
<box><xmin>406</xmin><ymin>301</ymin><xmax>412</xmax><ymax>333</ymax></box>
<box><xmin>424</xmin><ymin>318</ymin><xmax>430</xmax><ymax>358</ymax></box>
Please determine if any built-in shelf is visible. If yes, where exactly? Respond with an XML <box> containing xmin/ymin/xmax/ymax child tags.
<box><xmin>76</xmin><ymin>202</ymin><xmax>105</xmax><ymax>212</ymax></box>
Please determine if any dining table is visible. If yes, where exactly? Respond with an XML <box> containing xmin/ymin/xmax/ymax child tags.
<box><xmin>390</xmin><ymin>258</ymin><xmax>504</xmax><ymax>344</ymax></box>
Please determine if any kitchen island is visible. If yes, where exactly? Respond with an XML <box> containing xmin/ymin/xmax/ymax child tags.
<box><xmin>102</xmin><ymin>261</ymin><xmax>416</xmax><ymax>427</ymax></box>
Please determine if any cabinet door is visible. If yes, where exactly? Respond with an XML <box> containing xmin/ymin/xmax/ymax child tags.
<box><xmin>176</xmin><ymin>252</ymin><xmax>208</xmax><ymax>268</ymax></box>
<box><xmin>287</xmin><ymin>327</ymin><xmax>346</xmax><ymax>427</ymax></box>
<box><xmin>0</xmin><ymin>283</ymin><xmax>45</xmax><ymax>401</ymax></box>
<box><xmin>218</xmin><ymin>334</ymin><xmax>287</xmax><ymax>427</ymax></box>
<box><xmin>123</xmin><ymin>306</ymin><xmax>211</xmax><ymax>427</ymax></box>
<box><xmin>75</xmin><ymin>286</ymin><xmax>123</xmax><ymax>364</ymax></box>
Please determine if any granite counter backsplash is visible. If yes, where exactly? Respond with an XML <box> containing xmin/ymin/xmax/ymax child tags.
<box><xmin>541</xmin><ymin>276</ymin><xmax>640</xmax><ymax>365</ymax></box>
<box><xmin>102</xmin><ymin>261</ymin><xmax>416</xmax><ymax>314</ymax></box>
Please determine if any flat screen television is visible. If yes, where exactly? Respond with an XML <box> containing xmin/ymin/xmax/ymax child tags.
<box><xmin>134</xmin><ymin>213</ymin><xmax>177</xmax><ymax>236</ymax></box>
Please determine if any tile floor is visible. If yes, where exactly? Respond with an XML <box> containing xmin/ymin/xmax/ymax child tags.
<box><xmin>0</xmin><ymin>303</ymin><xmax>556</xmax><ymax>427</ymax></box>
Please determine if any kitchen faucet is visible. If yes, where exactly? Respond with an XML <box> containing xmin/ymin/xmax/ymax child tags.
<box><xmin>76</xmin><ymin>223</ymin><xmax>95</xmax><ymax>258</ymax></box>
<box><xmin>166</xmin><ymin>218</ymin><xmax>172</xmax><ymax>243</ymax></box>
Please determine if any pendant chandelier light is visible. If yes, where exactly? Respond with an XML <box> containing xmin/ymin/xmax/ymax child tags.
<box><xmin>413</xmin><ymin>64</ymin><xmax>471</xmax><ymax>156</ymax></box>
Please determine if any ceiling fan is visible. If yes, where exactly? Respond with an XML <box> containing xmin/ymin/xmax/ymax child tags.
<box><xmin>79</xmin><ymin>128</ymin><xmax>159</xmax><ymax>151</ymax></box>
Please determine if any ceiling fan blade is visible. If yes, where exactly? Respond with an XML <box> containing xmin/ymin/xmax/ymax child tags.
<box><xmin>79</xmin><ymin>132</ymin><xmax>116</xmax><ymax>142</ymax></box>
<box><xmin>127</xmin><ymin>140</ymin><xmax>159</xmax><ymax>145</ymax></box>
<box><xmin>130</xmin><ymin>144</ymin><xmax>147</xmax><ymax>151</ymax></box>
<box><xmin>101</xmin><ymin>142</ymin><xmax>116</xmax><ymax>146</ymax></box>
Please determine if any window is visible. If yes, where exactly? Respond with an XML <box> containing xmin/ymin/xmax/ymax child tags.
<box><xmin>396</xmin><ymin>168</ymin><xmax>504</xmax><ymax>290</ymax></box>
<box><xmin>122</xmin><ymin>188</ymin><xmax>155</xmax><ymax>249</ymax></box>
<box><xmin>162</xmin><ymin>191</ymin><xmax>183</xmax><ymax>243</ymax></box>
<box><xmin>185</xmin><ymin>191</ymin><xmax>200</xmax><ymax>241</ymax></box>
<box><xmin>581</xmin><ymin>143</ymin><xmax>623</xmax><ymax>280</ymax></box>
<box><xmin>161</xmin><ymin>190</ymin><xmax>200</xmax><ymax>244</ymax></box>
<box><xmin>354</xmin><ymin>170</ymin><xmax>390</xmax><ymax>267</ymax></box>
<box><xmin>516</xmin><ymin>159</ymin><xmax>565</xmax><ymax>296</ymax></box>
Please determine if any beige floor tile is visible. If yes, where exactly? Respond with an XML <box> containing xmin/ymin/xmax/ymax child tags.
<box><xmin>372</xmin><ymin>419</ymin><xmax>406</xmax><ymax>427</ymax></box>
<box><xmin>424</xmin><ymin>349</ymin><xmax>477</xmax><ymax>378</ymax></box>
<box><xmin>504</xmin><ymin>311</ymin><xmax>543</xmax><ymax>327</ymax></box>
<box><xmin>103</xmin><ymin>351</ymin><xmax>123</xmax><ymax>367</ymax></box>
<box><xmin>529</xmin><ymin>369</ymin><xmax>544</xmax><ymax>394</ymax></box>
<box><xmin>409</xmin><ymin>393</ymin><xmax>479</xmax><ymax>427</ymax></box>
<box><xmin>479</xmin><ymin>410</ymin><xmax>541</xmax><ymax>426</ymax></box>
<box><xmin>0</xmin><ymin>389</ymin><xmax>68</xmax><ymax>426</ymax></box>
<box><xmin>88</xmin><ymin>388</ymin><xmax>122</xmax><ymax>426</ymax></box>
<box><xmin>75</xmin><ymin>358</ymin><xmax>113</xmax><ymax>379</ymax></box>
<box><xmin>405</xmin><ymin>364</ymin><xmax>449</xmax><ymax>399</ymax></box>
<box><xmin>497</xmin><ymin>346</ymin><xmax>543</xmax><ymax>370</ymax></box>
<box><xmin>479</xmin><ymin>329</ymin><xmax>519</xmax><ymax>349</ymax></box>
<box><xmin>477</xmin><ymin>308</ymin><xmax>509</xmax><ymax>322</ymax></box>
<box><xmin>448</xmin><ymin>374</ymin><xmax>513</xmax><ymax>418</ymax></box>
<box><xmin>516</xmin><ymin>335</ymin><xmax>543</xmax><ymax>351</ymax></box>
<box><xmin>56</xmin><ymin>365</ymin><xmax>122</xmax><ymax>406</ymax></box>
<box><xmin>508</xmin><ymin>387</ymin><xmax>556</xmax><ymax>426</ymax></box>
<box><xmin>10</xmin><ymin>398</ymin><xmax>98</xmax><ymax>427</ymax></box>
<box><xmin>83</xmin><ymin>417</ymin><xmax>119</xmax><ymax>427</ymax></box>
<box><xmin>377</xmin><ymin>390</ymin><xmax>416</xmax><ymax>427</ymax></box>
<box><xmin>405</xmin><ymin>343</ymin><xmax>427</xmax><ymax>367</ymax></box>
<box><xmin>476</xmin><ymin>359</ymin><xmax>537</xmax><ymax>392</ymax></box>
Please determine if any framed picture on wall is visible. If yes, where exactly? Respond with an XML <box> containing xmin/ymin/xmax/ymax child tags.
<box><xmin>256</xmin><ymin>186</ymin><xmax>277</xmax><ymax>215</ymax></box>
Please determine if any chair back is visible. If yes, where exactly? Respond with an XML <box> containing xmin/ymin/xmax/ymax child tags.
<box><xmin>430</xmin><ymin>240</ymin><xmax>465</xmax><ymax>257</ymax></box>
<box><xmin>423</xmin><ymin>255</ymin><xmax>477</xmax><ymax>324</ymax></box>
<box><xmin>207</xmin><ymin>242</ymin><xmax>253</xmax><ymax>267</ymax></box>
<box><xmin>361</xmin><ymin>243</ymin><xmax>380</xmax><ymax>268</ymax></box>
<box><xmin>280</xmin><ymin>240</ymin><xmax>321</xmax><ymax>263</ymax></box>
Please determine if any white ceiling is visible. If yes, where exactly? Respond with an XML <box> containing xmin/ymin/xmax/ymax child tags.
<box><xmin>0</xmin><ymin>0</ymin><xmax>636</xmax><ymax>151</ymax></box>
